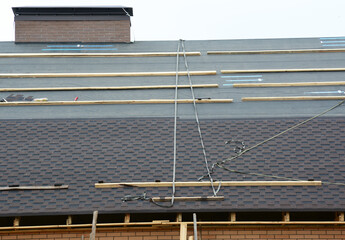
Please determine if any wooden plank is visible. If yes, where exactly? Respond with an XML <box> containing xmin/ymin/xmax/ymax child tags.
<box><xmin>95</xmin><ymin>181</ymin><xmax>322</xmax><ymax>188</ymax></box>
<box><xmin>0</xmin><ymin>185</ymin><xmax>69</xmax><ymax>191</ymax></box>
<box><xmin>208</xmin><ymin>48</ymin><xmax>345</xmax><ymax>55</ymax></box>
<box><xmin>233</xmin><ymin>81</ymin><xmax>345</xmax><ymax>88</ymax></box>
<box><xmin>0</xmin><ymin>52</ymin><xmax>201</xmax><ymax>58</ymax></box>
<box><xmin>151</xmin><ymin>196</ymin><xmax>224</xmax><ymax>202</ymax></box>
<box><xmin>180</xmin><ymin>223</ymin><xmax>188</xmax><ymax>240</ymax></box>
<box><xmin>242</xmin><ymin>96</ymin><xmax>345</xmax><ymax>102</ymax></box>
<box><xmin>221</xmin><ymin>68</ymin><xmax>345</xmax><ymax>74</ymax></box>
<box><xmin>2</xmin><ymin>221</ymin><xmax>345</xmax><ymax>231</ymax></box>
<box><xmin>124</xmin><ymin>214</ymin><xmax>130</xmax><ymax>223</ymax></box>
<box><xmin>282</xmin><ymin>212</ymin><xmax>290</xmax><ymax>222</ymax></box>
<box><xmin>0</xmin><ymin>84</ymin><xmax>219</xmax><ymax>92</ymax></box>
<box><xmin>0</xmin><ymin>71</ymin><xmax>216</xmax><ymax>78</ymax></box>
<box><xmin>0</xmin><ymin>99</ymin><xmax>233</xmax><ymax>107</ymax></box>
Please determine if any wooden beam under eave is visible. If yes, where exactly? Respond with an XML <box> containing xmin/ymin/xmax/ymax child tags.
<box><xmin>176</xmin><ymin>213</ymin><xmax>183</xmax><ymax>222</ymax></box>
<box><xmin>282</xmin><ymin>212</ymin><xmax>290</xmax><ymax>222</ymax></box>
<box><xmin>66</xmin><ymin>216</ymin><xmax>72</xmax><ymax>225</ymax></box>
<box><xmin>229</xmin><ymin>213</ymin><xmax>236</xmax><ymax>222</ymax></box>
<box><xmin>0</xmin><ymin>52</ymin><xmax>201</xmax><ymax>58</ymax></box>
<box><xmin>0</xmin><ymin>84</ymin><xmax>219</xmax><ymax>92</ymax></box>
<box><xmin>221</xmin><ymin>68</ymin><xmax>345</xmax><ymax>74</ymax></box>
<box><xmin>95</xmin><ymin>181</ymin><xmax>322</xmax><ymax>188</ymax></box>
<box><xmin>336</xmin><ymin>212</ymin><xmax>345</xmax><ymax>222</ymax></box>
<box><xmin>0</xmin><ymin>71</ymin><xmax>217</xmax><ymax>79</ymax></box>
<box><xmin>124</xmin><ymin>214</ymin><xmax>130</xmax><ymax>223</ymax></box>
<box><xmin>242</xmin><ymin>96</ymin><xmax>345</xmax><ymax>102</ymax></box>
<box><xmin>13</xmin><ymin>217</ymin><xmax>20</xmax><ymax>227</ymax></box>
<box><xmin>0</xmin><ymin>99</ymin><xmax>233</xmax><ymax>107</ymax></box>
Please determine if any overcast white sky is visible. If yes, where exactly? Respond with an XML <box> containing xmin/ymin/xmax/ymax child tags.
<box><xmin>1</xmin><ymin>0</ymin><xmax>345</xmax><ymax>41</ymax></box>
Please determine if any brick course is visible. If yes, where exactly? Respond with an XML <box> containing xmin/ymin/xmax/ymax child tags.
<box><xmin>15</xmin><ymin>20</ymin><xmax>131</xmax><ymax>42</ymax></box>
<box><xmin>1</xmin><ymin>226</ymin><xmax>345</xmax><ymax>240</ymax></box>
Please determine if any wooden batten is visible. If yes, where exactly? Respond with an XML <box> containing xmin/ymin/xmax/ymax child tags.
<box><xmin>0</xmin><ymin>185</ymin><xmax>69</xmax><ymax>191</ymax></box>
<box><xmin>124</xmin><ymin>214</ymin><xmax>130</xmax><ymax>223</ymax></box>
<box><xmin>151</xmin><ymin>196</ymin><xmax>224</xmax><ymax>202</ymax></box>
<box><xmin>0</xmin><ymin>99</ymin><xmax>233</xmax><ymax>107</ymax></box>
<box><xmin>242</xmin><ymin>96</ymin><xmax>345</xmax><ymax>102</ymax></box>
<box><xmin>95</xmin><ymin>181</ymin><xmax>322</xmax><ymax>188</ymax></box>
<box><xmin>208</xmin><ymin>48</ymin><xmax>345</xmax><ymax>55</ymax></box>
<box><xmin>0</xmin><ymin>84</ymin><xmax>219</xmax><ymax>92</ymax></box>
<box><xmin>221</xmin><ymin>68</ymin><xmax>345</xmax><ymax>74</ymax></box>
<box><xmin>0</xmin><ymin>52</ymin><xmax>201</xmax><ymax>58</ymax></box>
<box><xmin>0</xmin><ymin>71</ymin><xmax>216</xmax><ymax>79</ymax></box>
<box><xmin>232</xmin><ymin>81</ymin><xmax>345</xmax><ymax>88</ymax></box>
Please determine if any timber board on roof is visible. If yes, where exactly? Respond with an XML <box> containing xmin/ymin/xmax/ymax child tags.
<box><xmin>0</xmin><ymin>38</ymin><xmax>344</xmax><ymax>216</ymax></box>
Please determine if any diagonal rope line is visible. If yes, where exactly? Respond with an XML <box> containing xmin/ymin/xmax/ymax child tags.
<box><xmin>181</xmin><ymin>40</ymin><xmax>218</xmax><ymax>196</ymax></box>
<box><xmin>217</xmin><ymin>99</ymin><xmax>345</xmax><ymax>166</ymax></box>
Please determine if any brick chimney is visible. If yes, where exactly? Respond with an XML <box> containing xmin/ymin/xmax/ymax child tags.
<box><xmin>12</xmin><ymin>6</ymin><xmax>133</xmax><ymax>43</ymax></box>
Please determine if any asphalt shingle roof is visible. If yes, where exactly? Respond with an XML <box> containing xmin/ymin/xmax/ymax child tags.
<box><xmin>0</xmin><ymin>116</ymin><xmax>344</xmax><ymax>216</ymax></box>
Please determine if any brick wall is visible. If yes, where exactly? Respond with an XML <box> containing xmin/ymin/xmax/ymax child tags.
<box><xmin>15</xmin><ymin>20</ymin><xmax>131</xmax><ymax>43</ymax></box>
<box><xmin>1</xmin><ymin>226</ymin><xmax>345</xmax><ymax>240</ymax></box>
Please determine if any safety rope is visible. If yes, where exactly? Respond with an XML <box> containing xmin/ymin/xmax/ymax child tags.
<box><xmin>150</xmin><ymin>40</ymin><xmax>181</xmax><ymax>208</ymax></box>
<box><xmin>181</xmin><ymin>40</ymin><xmax>218</xmax><ymax>196</ymax></box>
<box><xmin>199</xmin><ymin>99</ymin><xmax>345</xmax><ymax>185</ymax></box>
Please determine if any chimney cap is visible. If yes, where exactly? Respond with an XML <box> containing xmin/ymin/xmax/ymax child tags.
<box><xmin>12</xmin><ymin>6</ymin><xmax>133</xmax><ymax>17</ymax></box>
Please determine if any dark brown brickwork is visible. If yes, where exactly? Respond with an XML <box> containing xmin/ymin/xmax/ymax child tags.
<box><xmin>15</xmin><ymin>20</ymin><xmax>131</xmax><ymax>43</ymax></box>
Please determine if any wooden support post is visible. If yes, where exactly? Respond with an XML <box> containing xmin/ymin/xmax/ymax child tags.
<box><xmin>336</xmin><ymin>212</ymin><xmax>345</xmax><ymax>221</ymax></box>
<box><xmin>13</xmin><ymin>217</ymin><xmax>20</xmax><ymax>227</ymax></box>
<box><xmin>229</xmin><ymin>213</ymin><xmax>236</xmax><ymax>222</ymax></box>
<box><xmin>180</xmin><ymin>223</ymin><xmax>188</xmax><ymax>240</ymax></box>
<box><xmin>124</xmin><ymin>213</ymin><xmax>130</xmax><ymax>223</ymax></box>
<box><xmin>89</xmin><ymin>211</ymin><xmax>98</xmax><ymax>240</ymax></box>
<box><xmin>176</xmin><ymin>213</ymin><xmax>183</xmax><ymax>222</ymax></box>
<box><xmin>66</xmin><ymin>215</ymin><xmax>72</xmax><ymax>225</ymax></box>
<box><xmin>282</xmin><ymin>212</ymin><xmax>290</xmax><ymax>222</ymax></box>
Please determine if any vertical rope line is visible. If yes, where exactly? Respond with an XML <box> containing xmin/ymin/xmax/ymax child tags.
<box><xmin>181</xmin><ymin>40</ymin><xmax>217</xmax><ymax>196</ymax></box>
<box><xmin>171</xmin><ymin>40</ymin><xmax>181</xmax><ymax>206</ymax></box>
<box><xmin>150</xmin><ymin>40</ymin><xmax>180</xmax><ymax>208</ymax></box>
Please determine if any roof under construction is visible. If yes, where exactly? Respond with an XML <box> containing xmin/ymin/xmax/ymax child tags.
<box><xmin>0</xmin><ymin>37</ymin><xmax>345</xmax><ymax>217</ymax></box>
